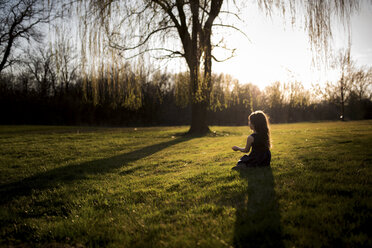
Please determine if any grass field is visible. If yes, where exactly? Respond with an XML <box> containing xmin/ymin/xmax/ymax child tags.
<box><xmin>0</xmin><ymin>121</ymin><xmax>371</xmax><ymax>247</ymax></box>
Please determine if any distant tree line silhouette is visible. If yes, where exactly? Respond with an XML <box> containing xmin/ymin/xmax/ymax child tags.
<box><xmin>0</xmin><ymin>44</ymin><xmax>371</xmax><ymax>126</ymax></box>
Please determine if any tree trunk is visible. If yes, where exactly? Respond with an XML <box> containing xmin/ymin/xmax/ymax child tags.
<box><xmin>187</xmin><ymin>63</ymin><xmax>210</xmax><ymax>134</ymax></box>
<box><xmin>340</xmin><ymin>74</ymin><xmax>345</xmax><ymax>121</ymax></box>
<box><xmin>177</xmin><ymin>0</ymin><xmax>222</xmax><ymax>135</ymax></box>
<box><xmin>0</xmin><ymin>35</ymin><xmax>15</xmax><ymax>73</ymax></box>
<box><xmin>189</xmin><ymin>101</ymin><xmax>210</xmax><ymax>134</ymax></box>
<box><xmin>188</xmin><ymin>41</ymin><xmax>212</xmax><ymax>134</ymax></box>
<box><xmin>186</xmin><ymin>0</ymin><xmax>210</xmax><ymax>135</ymax></box>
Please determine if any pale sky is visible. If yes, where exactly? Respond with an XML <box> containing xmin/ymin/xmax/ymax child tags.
<box><xmin>210</xmin><ymin>1</ymin><xmax>372</xmax><ymax>89</ymax></box>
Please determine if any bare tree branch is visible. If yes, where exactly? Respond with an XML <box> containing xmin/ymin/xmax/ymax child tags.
<box><xmin>108</xmin><ymin>25</ymin><xmax>176</xmax><ymax>51</ymax></box>
<box><xmin>211</xmin><ymin>50</ymin><xmax>236</xmax><ymax>62</ymax></box>
<box><xmin>219</xmin><ymin>10</ymin><xmax>243</xmax><ymax>22</ymax></box>
<box><xmin>0</xmin><ymin>0</ymin><xmax>53</xmax><ymax>73</ymax></box>
<box><xmin>212</xmin><ymin>23</ymin><xmax>251</xmax><ymax>43</ymax></box>
<box><xmin>122</xmin><ymin>47</ymin><xmax>184</xmax><ymax>60</ymax></box>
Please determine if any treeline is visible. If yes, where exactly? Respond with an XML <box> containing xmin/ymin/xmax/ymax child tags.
<box><xmin>0</xmin><ymin>0</ymin><xmax>371</xmax><ymax>127</ymax></box>
<box><xmin>1</xmin><ymin>45</ymin><xmax>371</xmax><ymax>126</ymax></box>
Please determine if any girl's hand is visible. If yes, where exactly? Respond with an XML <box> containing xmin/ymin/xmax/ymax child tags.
<box><xmin>232</xmin><ymin>146</ymin><xmax>239</xmax><ymax>151</ymax></box>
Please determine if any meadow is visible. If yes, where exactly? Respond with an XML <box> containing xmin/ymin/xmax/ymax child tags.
<box><xmin>0</xmin><ymin>121</ymin><xmax>371</xmax><ymax>247</ymax></box>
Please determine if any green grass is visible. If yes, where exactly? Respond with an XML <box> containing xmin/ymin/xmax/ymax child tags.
<box><xmin>0</xmin><ymin>121</ymin><xmax>371</xmax><ymax>247</ymax></box>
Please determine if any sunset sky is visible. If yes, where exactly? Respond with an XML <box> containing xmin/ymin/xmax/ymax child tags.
<box><xmin>210</xmin><ymin>1</ymin><xmax>372</xmax><ymax>89</ymax></box>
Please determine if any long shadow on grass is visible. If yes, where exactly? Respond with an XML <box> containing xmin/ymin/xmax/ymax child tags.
<box><xmin>233</xmin><ymin>167</ymin><xmax>283</xmax><ymax>248</ymax></box>
<box><xmin>0</xmin><ymin>137</ymin><xmax>191</xmax><ymax>205</ymax></box>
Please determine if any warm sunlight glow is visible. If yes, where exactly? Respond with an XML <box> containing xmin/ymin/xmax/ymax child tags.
<box><xmin>210</xmin><ymin>1</ymin><xmax>372</xmax><ymax>89</ymax></box>
<box><xmin>213</xmin><ymin>21</ymin><xmax>315</xmax><ymax>89</ymax></box>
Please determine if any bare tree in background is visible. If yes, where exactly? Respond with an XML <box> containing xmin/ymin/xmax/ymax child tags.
<box><xmin>53</xmin><ymin>28</ymin><xmax>78</xmax><ymax>95</ymax></box>
<box><xmin>78</xmin><ymin>0</ymin><xmax>360</xmax><ymax>134</ymax></box>
<box><xmin>0</xmin><ymin>0</ymin><xmax>53</xmax><ymax>73</ymax></box>
<box><xmin>350</xmin><ymin>66</ymin><xmax>372</xmax><ymax>102</ymax></box>
<box><xmin>333</xmin><ymin>48</ymin><xmax>352</xmax><ymax>121</ymax></box>
<box><xmin>23</xmin><ymin>45</ymin><xmax>56</xmax><ymax>97</ymax></box>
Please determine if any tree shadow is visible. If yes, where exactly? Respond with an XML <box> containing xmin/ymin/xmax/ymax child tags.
<box><xmin>0</xmin><ymin>137</ymin><xmax>191</xmax><ymax>205</ymax></box>
<box><xmin>233</xmin><ymin>167</ymin><xmax>284</xmax><ymax>248</ymax></box>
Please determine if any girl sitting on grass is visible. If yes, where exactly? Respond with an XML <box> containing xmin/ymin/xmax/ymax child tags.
<box><xmin>232</xmin><ymin>110</ymin><xmax>271</xmax><ymax>170</ymax></box>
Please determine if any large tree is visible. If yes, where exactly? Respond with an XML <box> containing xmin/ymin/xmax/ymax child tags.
<box><xmin>79</xmin><ymin>0</ymin><xmax>359</xmax><ymax>134</ymax></box>
<box><xmin>0</xmin><ymin>0</ymin><xmax>53</xmax><ymax>73</ymax></box>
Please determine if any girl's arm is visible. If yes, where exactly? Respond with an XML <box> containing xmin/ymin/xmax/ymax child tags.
<box><xmin>232</xmin><ymin>135</ymin><xmax>254</xmax><ymax>153</ymax></box>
